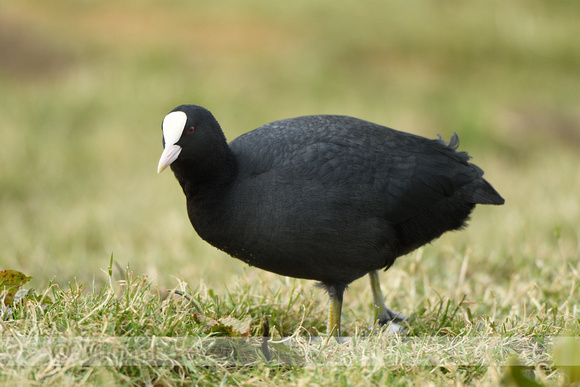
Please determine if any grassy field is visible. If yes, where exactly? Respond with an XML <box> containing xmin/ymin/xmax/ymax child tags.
<box><xmin>1</xmin><ymin>0</ymin><xmax>579</xmax><ymax>385</ymax></box>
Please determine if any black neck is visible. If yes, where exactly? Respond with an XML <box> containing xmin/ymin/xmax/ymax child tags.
<box><xmin>171</xmin><ymin>145</ymin><xmax>238</xmax><ymax>201</ymax></box>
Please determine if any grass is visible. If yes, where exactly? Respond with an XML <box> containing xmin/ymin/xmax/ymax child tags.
<box><xmin>1</xmin><ymin>263</ymin><xmax>577</xmax><ymax>385</ymax></box>
<box><xmin>1</xmin><ymin>0</ymin><xmax>579</xmax><ymax>385</ymax></box>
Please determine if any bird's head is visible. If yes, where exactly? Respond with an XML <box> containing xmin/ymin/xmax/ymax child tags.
<box><xmin>157</xmin><ymin>105</ymin><xmax>224</xmax><ymax>174</ymax></box>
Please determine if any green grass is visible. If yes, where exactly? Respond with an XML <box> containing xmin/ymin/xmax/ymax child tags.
<box><xmin>1</xmin><ymin>0</ymin><xmax>579</xmax><ymax>385</ymax></box>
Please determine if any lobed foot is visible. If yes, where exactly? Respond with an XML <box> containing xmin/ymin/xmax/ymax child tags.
<box><xmin>378</xmin><ymin>306</ymin><xmax>407</xmax><ymax>325</ymax></box>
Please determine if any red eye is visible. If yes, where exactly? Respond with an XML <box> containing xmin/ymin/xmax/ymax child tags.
<box><xmin>187</xmin><ymin>126</ymin><xmax>195</xmax><ymax>134</ymax></box>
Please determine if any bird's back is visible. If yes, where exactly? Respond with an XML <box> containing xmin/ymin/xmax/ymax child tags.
<box><xmin>230</xmin><ymin>114</ymin><xmax>501</xmax><ymax>216</ymax></box>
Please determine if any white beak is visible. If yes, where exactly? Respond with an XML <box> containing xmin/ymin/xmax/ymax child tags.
<box><xmin>157</xmin><ymin>144</ymin><xmax>182</xmax><ymax>173</ymax></box>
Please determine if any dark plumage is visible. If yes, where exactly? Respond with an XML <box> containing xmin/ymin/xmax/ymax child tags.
<box><xmin>157</xmin><ymin>104</ymin><xmax>504</xmax><ymax>335</ymax></box>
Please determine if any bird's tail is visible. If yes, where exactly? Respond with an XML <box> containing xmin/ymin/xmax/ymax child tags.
<box><xmin>468</xmin><ymin>172</ymin><xmax>505</xmax><ymax>205</ymax></box>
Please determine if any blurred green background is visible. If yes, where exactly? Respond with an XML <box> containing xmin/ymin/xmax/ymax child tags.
<box><xmin>1</xmin><ymin>0</ymin><xmax>578</xmax><ymax>297</ymax></box>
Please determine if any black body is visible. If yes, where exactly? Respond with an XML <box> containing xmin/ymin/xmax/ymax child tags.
<box><xmin>166</xmin><ymin>105</ymin><xmax>504</xmax><ymax>291</ymax></box>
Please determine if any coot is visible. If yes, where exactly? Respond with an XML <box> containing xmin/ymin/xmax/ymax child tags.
<box><xmin>157</xmin><ymin>105</ymin><xmax>504</xmax><ymax>336</ymax></box>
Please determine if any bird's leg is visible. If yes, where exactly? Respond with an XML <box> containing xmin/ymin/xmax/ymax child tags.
<box><xmin>326</xmin><ymin>284</ymin><xmax>345</xmax><ymax>337</ymax></box>
<box><xmin>369</xmin><ymin>270</ymin><xmax>407</xmax><ymax>325</ymax></box>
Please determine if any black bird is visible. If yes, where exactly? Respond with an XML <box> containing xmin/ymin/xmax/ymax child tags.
<box><xmin>157</xmin><ymin>105</ymin><xmax>504</xmax><ymax>336</ymax></box>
